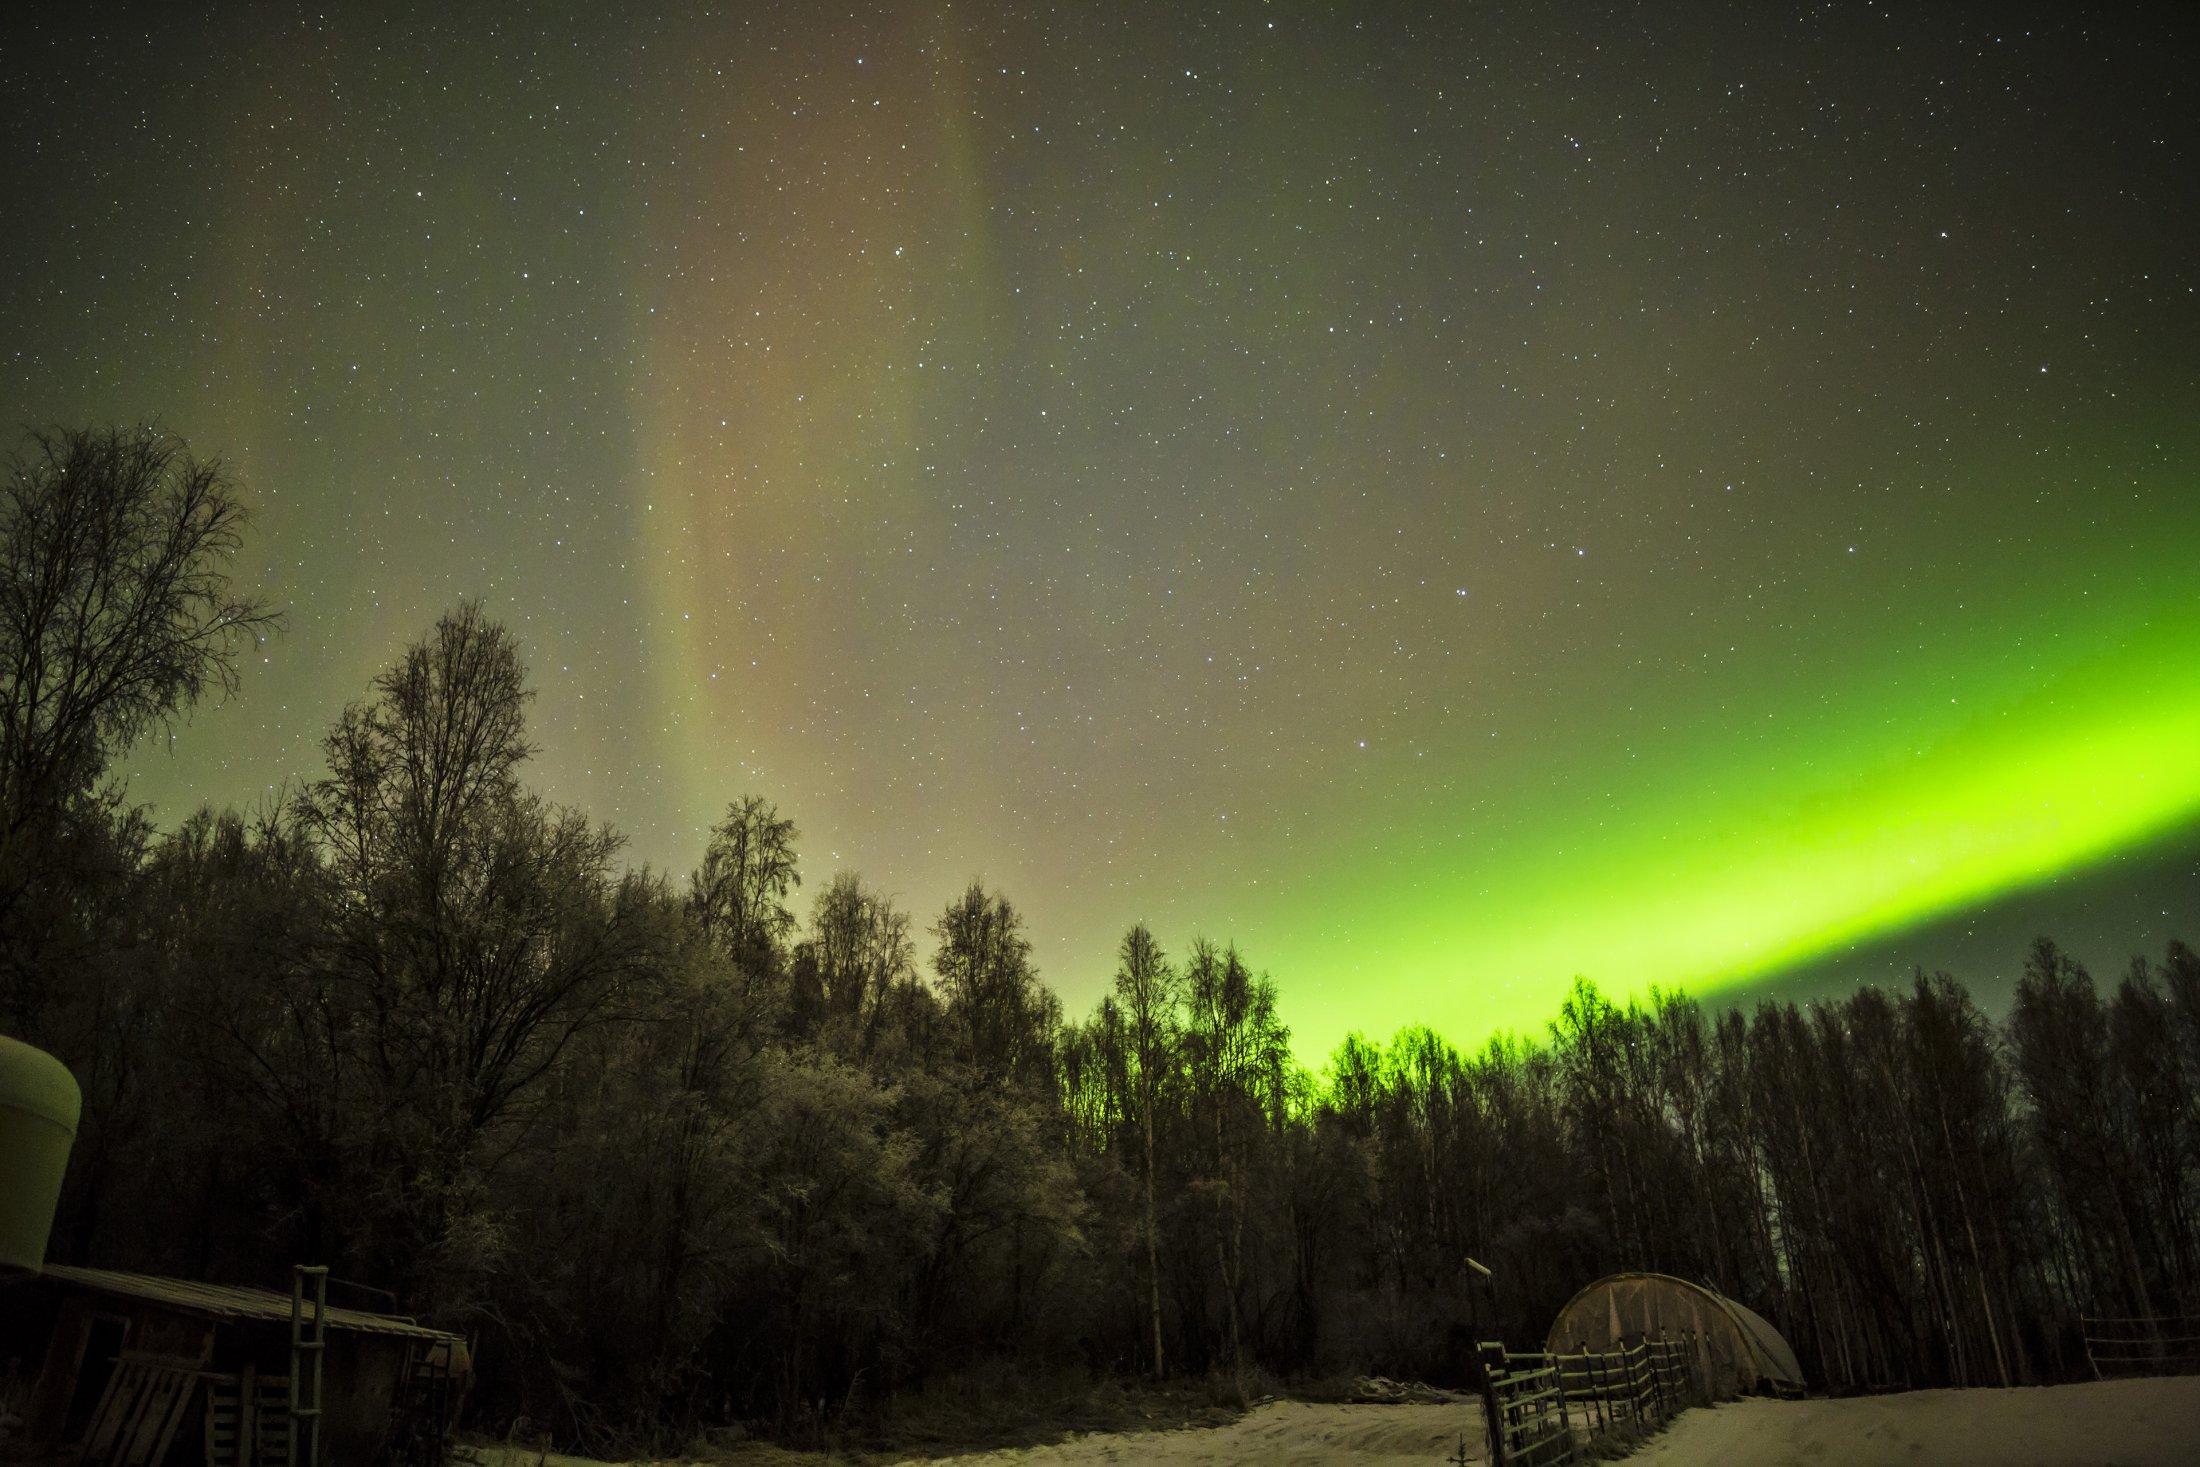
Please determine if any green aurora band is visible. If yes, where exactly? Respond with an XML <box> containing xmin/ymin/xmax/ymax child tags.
<box><xmin>1276</xmin><ymin>583</ymin><xmax>2200</xmax><ymax>1055</ymax></box>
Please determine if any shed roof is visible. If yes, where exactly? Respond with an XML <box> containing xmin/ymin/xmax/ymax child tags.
<box><xmin>38</xmin><ymin>1264</ymin><xmax>459</xmax><ymax>1343</ymax></box>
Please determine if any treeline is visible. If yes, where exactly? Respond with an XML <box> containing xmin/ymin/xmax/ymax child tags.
<box><xmin>5</xmin><ymin>429</ymin><xmax>2199</xmax><ymax>1452</ymax></box>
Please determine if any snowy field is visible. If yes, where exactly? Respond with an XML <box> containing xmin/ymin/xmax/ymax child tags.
<box><xmin>884</xmin><ymin>1377</ymin><xmax>2200</xmax><ymax>1467</ymax></box>
<box><xmin>1601</xmin><ymin>1377</ymin><xmax>2200</xmax><ymax>1467</ymax></box>
<box><xmin>882</xmin><ymin>1399</ymin><xmax>1478</xmax><ymax>1466</ymax></box>
<box><xmin>471</xmin><ymin>1375</ymin><xmax>2200</xmax><ymax>1467</ymax></box>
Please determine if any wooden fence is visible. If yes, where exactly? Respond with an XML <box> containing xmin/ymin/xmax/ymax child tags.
<box><xmin>1477</xmin><ymin>1333</ymin><xmax>1707</xmax><ymax>1466</ymax></box>
<box><xmin>2082</xmin><ymin>1314</ymin><xmax>2200</xmax><ymax>1378</ymax></box>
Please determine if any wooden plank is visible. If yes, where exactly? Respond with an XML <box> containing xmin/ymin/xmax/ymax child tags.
<box><xmin>84</xmin><ymin>1362</ymin><xmax>151</xmax><ymax>1464</ymax></box>
<box><xmin>118</xmin><ymin>1369</ymin><xmax>185</xmax><ymax>1467</ymax></box>
<box><xmin>142</xmin><ymin>1373</ymin><xmax>200</xmax><ymax>1467</ymax></box>
<box><xmin>119</xmin><ymin>1372</ymin><xmax>172</xmax><ymax>1460</ymax></box>
<box><xmin>81</xmin><ymin>1360</ymin><xmax>141</xmax><ymax>1458</ymax></box>
<box><xmin>120</xmin><ymin>1371</ymin><xmax>184</xmax><ymax>1467</ymax></box>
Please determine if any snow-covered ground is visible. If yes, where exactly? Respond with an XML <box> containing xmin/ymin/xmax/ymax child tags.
<box><xmin>884</xmin><ymin>1399</ymin><xmax>1481</xmax><ymax>1466</ymax></box>
<box><xmin>1604</xmin><ymin>1377</ymin><xmax>2200</xmax><ymax>1467</ymax></box>
<box><xmin>890</xmin><ymin>1378</ymin><xmax>2200</xmax><ymax>1467</ymax></box>
<box><xmin>471</xmin><ymin>1375</ymin><xmax>2200</xmax><ymax>1466</ymax></box>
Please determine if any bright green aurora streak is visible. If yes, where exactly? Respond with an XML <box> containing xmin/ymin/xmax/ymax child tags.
<box><xmin>1272</xmin><ymin>497</ymin><xmax>2200</xmax><ymax>1055</ymax></box>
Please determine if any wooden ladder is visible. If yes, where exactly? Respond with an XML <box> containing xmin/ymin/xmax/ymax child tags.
<box><xmin>288</xmin><ymin>1266</ymin><xmax>328</xmax><ymax>1467</ymax></box>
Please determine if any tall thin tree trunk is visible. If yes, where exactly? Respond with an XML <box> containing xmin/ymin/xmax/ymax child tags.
<box><xmin>1143</xmin><ymin>1105</ymin><xmax>1167</xmax><ymax>1378</ymax></box>
<box><xmin>1211</xmin><ymin>1092</ymin><xmax>1245</xmax><ymax>1394</ymax></box>
<box><xmin>1937</xmin><ymin>1108</ymin><xmax>2011</xmax><ymax>1387</ymax></box>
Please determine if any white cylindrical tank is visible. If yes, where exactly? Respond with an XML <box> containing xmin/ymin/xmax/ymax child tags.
<box><xmin>0</xmin><ymin>1033</ymin><xmax>80</xmax><ymax>1274</ymax></box>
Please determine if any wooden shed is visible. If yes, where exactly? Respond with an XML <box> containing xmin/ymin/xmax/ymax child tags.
<box><xmin>2</xmin><ymin>1264</ymin><xmax>467</xmax><ymax>1467</ymax></box>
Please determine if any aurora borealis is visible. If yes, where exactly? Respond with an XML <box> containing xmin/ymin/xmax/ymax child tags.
<box><xmin>2</xmin><ymin>4</ymin><xmax>2194</xmax><ymax>1058</ymax></box>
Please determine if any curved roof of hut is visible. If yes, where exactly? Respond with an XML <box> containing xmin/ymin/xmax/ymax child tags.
<box><xmin>1546</xmin><ymin>1271</ymin><xmax>1803</xmax><ymax>1395</ymax></box>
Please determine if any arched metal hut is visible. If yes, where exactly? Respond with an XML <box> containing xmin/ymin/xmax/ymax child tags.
<box><xmin>1546</xmin><ymin>1272</ymin><xmax>1804</xmax><ymax>1398</ymax></box>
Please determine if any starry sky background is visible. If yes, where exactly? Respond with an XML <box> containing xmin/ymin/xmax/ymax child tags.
<box><xmin>3</xmin><ymin>2</ymin><xmax>2195</xmax><ymax>1059</ymax></box>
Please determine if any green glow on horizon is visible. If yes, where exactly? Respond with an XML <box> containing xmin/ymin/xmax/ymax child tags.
<box><xmin>1279</xmin><ymin>594</ymin><xmax>2200</xmax><ymax>1062</ymax></box>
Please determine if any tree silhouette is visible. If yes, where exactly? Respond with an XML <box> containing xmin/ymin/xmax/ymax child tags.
<box><xmin>0</xmin><ymin>425</ymin><xmax>275</xmax><ymax>1021</ymax></box>
<box><xmin>1113</xmin><ymin>921</ymin><xmax>1178</xmax><ymax>1377</ymax></box>
<box><xmin>17</xmin><ymin>590</ymin><xmax>2200</xmax><ymax>1446</ymax></box>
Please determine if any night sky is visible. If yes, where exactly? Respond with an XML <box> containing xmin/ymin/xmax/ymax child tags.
<box><xmin>3</xmin><ymin>3</ymin><xmax>2195</xmax><ymax>1059</ymax></box>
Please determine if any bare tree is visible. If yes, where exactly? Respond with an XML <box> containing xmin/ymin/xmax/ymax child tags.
<box><xmin>692</xmin><ymin>793</ymin><xmax>800</xmax><ymax>1002</ymax></box>
<box><xmin>1114</xmin><ymin>921</ymin><xmax>1177</xmax><ymax>1378</ymax></box>
<box><xmin>1183</xmin><ymin>938</ymin><xmax>1288</xmax><ymax>1395</ymax></box>
<box><xmin>932</xmin><ymin>880</ymin><xmax>1057</xmax><ymax>1087</ymax></box>
<box><xmin>801</xmin><ymin>869</ymin><xmax>913</xmax><ymax>1053</ymax></box>
<box><xmin>2011</xmin><ymin>939</ymin><xmax>2154</xmax><ymax>1316</ymax></box>
<box><xmin>300</xmin><ymin>602</ymin><xmax>640</xmax><ymax>1305</ymax></box>
<box><xmin>0</xmin><ymin>425</ymin><xmax>275</xmax><ymax>1009</ymax></box>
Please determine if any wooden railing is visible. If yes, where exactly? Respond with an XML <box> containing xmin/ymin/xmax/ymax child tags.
<box><xmin>1477</xmin><ymin>1333</ymin><xmax>1706</xmax><ymax>1465</ymax></box>
<box><xmin>2082</xmin><ymin>1314</ymin><xmax>2200</xmax><ymax>1378</ymax></box>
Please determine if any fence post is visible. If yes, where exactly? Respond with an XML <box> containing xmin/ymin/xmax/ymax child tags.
<box><xmin>1479</xmin><ymin>1341</ymin><xmax>1509</xmax><ymax>1467</ymax></box>
<box><xmin>1551</xmin><ymin>1348</ymin><xmax>1575</xmax><ymax>1463</ymax></box>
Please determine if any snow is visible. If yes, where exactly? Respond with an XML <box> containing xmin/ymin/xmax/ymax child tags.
<box><xmin>893</xmin><ymin>1400</ymin><xmax>1483</xmax><ymax>1466</ymax></box>
<box><xmin>470</xmin><ymin>1376</ymin><xmax>2200</xmax><ymax>1467</ymax></box>
<box><xmin>901</xmin><ymin>1379</ymin><xmax>2200</xmax><ymax>1467</ymax></box>
<box><xmin>1607</xmin><ymin>1378</ymin><xmax>2200</xmax><ymax>1467</ymax></box>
